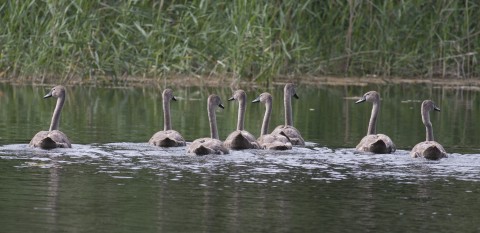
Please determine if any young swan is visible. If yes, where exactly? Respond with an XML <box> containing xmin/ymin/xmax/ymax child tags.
<box><xmin>252</xmin><ymin>93</ymin><xmax>292</xmax><ymax>150</ymax></box>
<box><xmin>410</xmin><ymin>100</ymin><xmax>447</xmax><ymax>160</ymax></box>
<box><xmin>149</xmin><ymin>89</ymin><xmax>186</xmax><ymax>147</ymax></box>
<box><xmin>271</xmin><ymin>83</ymin><xmax>305</xmax><ymax>146</ymax></box>
<box><xmin>30</xmin><ymin>85</ymin><xmax>72</xmax><ymax>149</ymax></box>
<box><xmin>187</xmin><ymin>94</ymin><xmax>229</xmax><ymax>155</ymax></box>
<box><xmin>224</xmin><ymin>90</ymin><xmax>260</xmax><ymax>150</ymax></box>
<box><xmin>355</xmin><ymin>91</ymin><xmax>395</xmax><ymax>154</ymax></box>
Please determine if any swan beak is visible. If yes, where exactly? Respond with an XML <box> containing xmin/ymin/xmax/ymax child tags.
<box><xmin>43</xmin><ymin>91</ymin><xmax>53</xmax><ymax>99</ymax></box>
<box><xmin>252</xmin><ymin>97</ymin><xmax>260</xmax><ymax>103</ymax></box>
<box><xmin>434</xmin><ymin>106</ymin><xmax>441</xmax><ymax>111</ymax></box>
<box><xmin>293</xmin><ymin>93</ymin><xmax>299</xmax><ymax>99</ymax></box>
<box><xmin>172</xmin><ymin>96</ymin><xmax>177</xmax><ymax>101</ymax></box>
<box><xmin>228</xmin><ymin>96</ymin><xmax>235</xmax><ymax>101</ymax></box>
<box><xmin>355</xmin><ymin>97</ymin><xmax>366</xmax><ymax>104</ymax></box>
<box><xmin>219</xmin><ymin>104</ymin><xmax>225</xmax><ymax>109</ymax></box>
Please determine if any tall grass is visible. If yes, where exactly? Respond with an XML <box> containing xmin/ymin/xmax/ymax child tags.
<box><xmin>0</xmin><ymin>0</ymin><xmax>478</xmax><ymax>83</ymax></box>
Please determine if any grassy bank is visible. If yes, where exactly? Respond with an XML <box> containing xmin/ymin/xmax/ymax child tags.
<box><xmin>0</xmin><ymin>0</ymin><xmax>478</xmax><ymax>84</ymax></box>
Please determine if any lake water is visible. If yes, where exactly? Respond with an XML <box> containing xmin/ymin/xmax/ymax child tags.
<box><xmin>0</xmin><ymin>82</ymin><xmax>479</xmax><ymax>232</ymax></box>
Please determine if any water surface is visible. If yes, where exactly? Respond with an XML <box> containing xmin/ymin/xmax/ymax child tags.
<box><xmin>0</xmin><ymin>83</ymin><xmax>479</xmax><ymax>232</ymax></box>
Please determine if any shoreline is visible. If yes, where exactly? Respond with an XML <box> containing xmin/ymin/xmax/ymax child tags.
<box><xmin>1</xmin><ymin>75</ymin><xmax>480</xmax><ymax>89</ymax></box>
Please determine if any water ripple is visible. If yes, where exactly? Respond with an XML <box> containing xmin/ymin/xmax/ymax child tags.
<box><xmin>1</xmin><ymin>143</ymin><xmax>480</xmax><ymax>183</ymax></box>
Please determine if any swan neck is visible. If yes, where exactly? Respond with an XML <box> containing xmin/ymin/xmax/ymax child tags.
<box><xmin>163</xmin><ymin>96</ymin><xmax>172</xmax><ymax>131</ymax></box>
<box><xmin>367</xmin><ymin>101</ymin><xmax>379</xmax><ymax>135</ymax></box>
<box><xmin>284</xmin><ymin>91</ymin><xmax>293</xmax><ymax>126</ymax></box>
<box><xmin>208</xmin><ymin>102</ymin><xmax>219</xmax><ymax>140</ymax></box>
<box><xmin>49</xmin><ymin>96</ymin><xmax>65</xmax><ymax>131</ymax></box>
<box><xmin>261</xmin><ymin>99</ymin><xmax>272</xmax><ymax>136</ymax></box>
<box><xmin>236</xmin><ymin>95</ymin><xmax>246</xmax><ymax>131</ymax></box>
<box><xmin>422</xmin><ymin>108</ymin><xmax>434</xmax><ymax>141</ymax></box>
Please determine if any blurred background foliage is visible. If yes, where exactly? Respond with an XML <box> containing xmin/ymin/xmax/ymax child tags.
<box><xmin>0</xmin><ymin>0</ymin><xmax>478</xmax><ymax>83</ymax></box>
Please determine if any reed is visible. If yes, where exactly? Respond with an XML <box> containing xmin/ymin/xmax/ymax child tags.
<box><xmin>0</xmin><ymin>0</ymin><xmax>478</xmax><ymax>83</ymax></box>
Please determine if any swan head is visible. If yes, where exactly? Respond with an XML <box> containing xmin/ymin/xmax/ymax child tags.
<box><xmin>228</xmin><ymin>90</ymin><xmax>246</xmax><ymax>102</ymax></box>
<box><xmin>208</xmin><ymin>94</ymin><xmax>224</xmax><ymax>109</ymax></box>
<box><xmin>252</xmin><ymin>92</ymin><xmax>272</xmax><ymax>104</ymax></box>
<box><xmin>44</xmin><ymin>85</ymin><xmax>66</xmax><ymax>99</ymax></box>
<box><xmin>355</xmin><ymin>91</ymin><xmax>379</xmax><ymax>104</ymax></box>
<box><xmin>163</xmin><ymin>88</ymin><xmax>177</xmax><ymax>101</ymax></box>
<box><xmin>285</xmin><ymin>83</ymin><xmax>299</xmax><ymax>99</ymax></box>
<box><xmin>422</xmin><ymin>100</ymin><xmax>440</xmax><ymax>112</ymax></box>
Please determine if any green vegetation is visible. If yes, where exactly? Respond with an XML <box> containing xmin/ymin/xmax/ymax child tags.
<box><xmin>0</xmin><ymin>0</ymin><xmax>478</xmax><ymax>83</ymax></box>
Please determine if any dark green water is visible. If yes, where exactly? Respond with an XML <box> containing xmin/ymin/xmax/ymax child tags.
<box><xmin>0</xmin><ymin>83</ymin><xmax>479</xmax><ymax>232</ymax></box>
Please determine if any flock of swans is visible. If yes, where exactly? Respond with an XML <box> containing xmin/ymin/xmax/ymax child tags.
<box><xmin>29</xmin><ymin>84</ymin><xmax>447</xmax><ymax>160</ymax></box>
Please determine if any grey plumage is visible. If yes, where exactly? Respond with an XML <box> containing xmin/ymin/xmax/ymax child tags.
<box><xmin>355</xmin><ymin>91</ymin><xmax>395</xmax><ymax>154</ymax></box>
<box><xmin>149</xmin><ymin>89</ymin><xmax>186</xmax><ymax>147</ymax></box>
<box><xmin>410</xmin><ymin>100</ymin><xmax>447</xmax><ymax>160</ymax></box>
<box><xmin>30</xmin><ymin>85</ymin><xmax>72</xmax><ymax>149</ymax></box>
<box><xmin>253</xmin><ymin>92</ymin><xmax>292</xmax><ymax>150</ymax></box>
<box><xmin>271</xmin><ymin>83</ymin><xmax>305</xmax><ymax>146</ymax></box>
<box><xmin>187</xmin><ymin>94</ymin><xmax>229</xmax><ymax>155</ymax></box>
<box><xmin>224</xmin><ymin>90</ymin><xmax>260</xmax><ymax>150</ymax></box>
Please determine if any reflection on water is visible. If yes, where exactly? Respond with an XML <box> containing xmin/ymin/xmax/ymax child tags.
<box><xmin>0</xmin><ymin>83</ymin><xmax>479</xmax><ymax>152</ymax></box>
<box><xmin>1</xmin><ymin>83</ymin><xmax>480</xmax><ymax>232</ymax></box>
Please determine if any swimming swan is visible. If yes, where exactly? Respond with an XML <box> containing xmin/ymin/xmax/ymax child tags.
<box><xmin>410</xmin><ymin>100</ymin><xmax>447</xmax><ymax>160</ymax></box>
<box><xmin>187</xmin><ymin>94</ymin><xmax>229</xmax><ymax>155</ymax></box>
<box><xmin>355</xmin><ymin>91</ymin><xmax>395</xmax><ymax>154</ymax></box>
<box><xmin>252</xmin><ymin>93</ymin><xmax>292</xmax><ymax>150</ymax></box>
<box><xmin>29</xmin><ymin>85</ymin><xmax>72</xmax><ymax>149</ymax></box>
<box><xmin>271</xmin><ymin>83</ymin><xmax>305</xmax><ymax>146</ymax></box>
<box><xmin>224</xmin><ymin>90</ymin><xmax>260</xmax><ymax>149</ymax></box>
<box><xmin>149</xmin><ymin>89</ymin><xmax>186</xmax><ymax>147</ymax></box>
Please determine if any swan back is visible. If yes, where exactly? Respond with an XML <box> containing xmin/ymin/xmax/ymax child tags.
<box><xmin>257</xmin><ymin>133</ymin><xmax>292</xmax><ymax>150</ymax></box>
<box><xmin>224</xmin><ymin>131</ymin><xmax>259</xmax><ymax>150</ymax></box>
<box><xmin>355</xmin><ymin>134</ymin><xmax>395</xmax><ymax>154</ymax></box>
<box><xmin>411</xmin><ymin>141</ymin><xmax>447</xmax><ymax>160</ymax></box>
